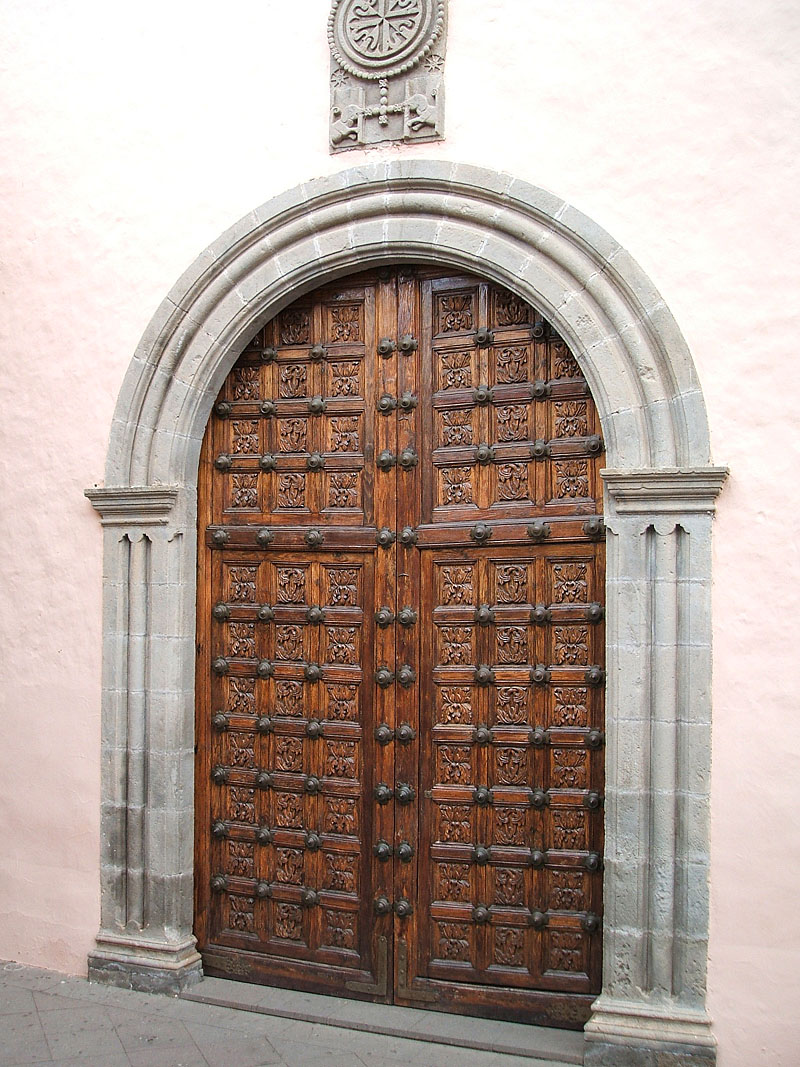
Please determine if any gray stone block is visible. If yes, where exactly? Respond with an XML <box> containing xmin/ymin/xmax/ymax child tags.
<box><xmin>88</xmin><ymin>955</ymin><xmax>202</xmax><ymax>996</ymax></box>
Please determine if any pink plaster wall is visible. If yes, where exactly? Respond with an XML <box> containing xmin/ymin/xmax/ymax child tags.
<box><xmin>1</xmin><ymin>2</ymin><xmax>798</xmax><ymax>1063</ymax></box>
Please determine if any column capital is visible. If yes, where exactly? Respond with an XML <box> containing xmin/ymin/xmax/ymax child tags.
<box><xmin>602</xmin><ymin>467</ymin><xmax>728</xmax><ymax>515</ymax></box>
<box><xmin>85</xmin><ymin>485</ymin><xmax>181</xmax><ymax>525</ymax></box>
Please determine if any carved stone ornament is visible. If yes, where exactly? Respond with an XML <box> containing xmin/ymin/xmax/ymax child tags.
<box><xmin>329</xmin><ymin>0</ymin><xmax>447</xmax><ymax>151</ymax></box>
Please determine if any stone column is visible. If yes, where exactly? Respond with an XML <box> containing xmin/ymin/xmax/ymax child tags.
<box><xmin>84</xmin><ymin>486</ymin><xmax>202</xmax><ymax>993</ymax></box>
<box><xmin>584</xmin><ymin>468</ymin><xmax>728</xmax><ymax>1067</ymax></box>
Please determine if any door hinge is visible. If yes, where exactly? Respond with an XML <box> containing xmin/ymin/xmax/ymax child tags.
<box><xmin>345</xmin><ymin>934</ymin><xmax>388</xmax><ymax>996</ymax></box>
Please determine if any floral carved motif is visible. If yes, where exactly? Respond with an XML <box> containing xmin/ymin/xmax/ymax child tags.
<box><xmin>438</xmin><ymin>744</ymin><xmax>472</xmax><ymax>785</ymax></box>
<box><xmin>231</xmin><ymin>474</ymin><xmax>259</xmax><ymax>509</ymax></box>
<box><xmin>330</xmin><ymin>417</ymin><xmax>360</xmax><ymax>452</ymax></box>
<box><xmin>327</xmin><ymin>683</ymin><xmax>359</xmax><ymax>720</ymax></box>
<box><xmin>437</xmin><ymin>922</ymin><xmax>471</xmax><ymax>961</ymax></box>
<box><xmin>551</xmin><ymin>343</ymin><xmax>580</xmax><ymax>379</ymax></box>
<box><xmin>552</xmin><ymin>748</ymin><xmax>587</xmax><ymax>789</ymax></box>
<box><xmin>327</xmin><ymin>568</ymin><xmax>359</xmax><ymax>606</ymax></box>
<box><xmin>555</xmin><ymin>460</ymin><xmax>589</xmax><ymax>499</ymax></box>
<box><xmin>550</xmin><ymin>870</ymin><xmax>585</xmax><ymax>912</ymax></box>
<box><xmin>495</xmin><ymin>867</ymin><xmax>525</xmax><ymax>906</ymax></box>
<box><xmin>554</xmin><ymin>401</ymin><xmax>588</xmax><ymax>438</ymax></box>
<box><xmin>439</xmin><ymin>565</ymin><xmax>473</xmax><ymax>604</ymax></box>
<box><xmin>439</xmin><ymin>625</ymin><xmax>472</xmax><ymax>665</ymax></box>
<box><xmin>229</xmin><ymin>678</ymin><xmax>256</xmax><ymax>716</ymax></box>
<box><xmin>326</xmin><ymin>741</ymin><xmax>357</xmax><ymax>778</ymax></box>
<box><xmin>276</xmin><ymin>624</ymin><xmax>303</xmax><ymax>661</ymax></box>
<box><xmin>329</xmin><ymin>304</ymin><xmax>361</xmax><ymax>342</ymax></box>
<box><xmin>441</xmin><ymin>466</ymin><xmax>474</xmax><ymax>505</ymax></box>
<box><xmin>326</xmin><ymin>626</ymin><xmax>358</xmax><ymax>665</ymax></box>
<box><xmin>275</xmin><ymin>847</ymin><xmax>304</xmax><ymax>883</ymax></box>
<box><xmin>230</xmin><ymin>786</ymin><xmax>255</xmax><ymax>823</ymax></box>
<box><xmin>496</xmin><ymin>626</ymin><xmax>527</xmax><ymax>664</ymax></box>
<box><xmin>274</xmin><ymin>792</ymin><xmax>303</xmax><ymax>827</ymax></box>
<box><xmin>552</xmin><ymin>809</ymin><xmax>586</xmax><ymax>850</ymax></box>
<box><xmin>277</xmin><ymin>567</ymin><xmax>306</xmax><ymax>603</ymax></box>
<box><xmin>495</xmin><ymin>747</ymin><xmax>527</xmax><ymax>786</ymax></box>
<box><xmin>275</xmin><ymin>680</ymin><xmax>304</xmax><ymax>717</ymax></box>
<box><xmin>274</xmin><ymin>902</ymin><xmax>303</xmax><ymax>940</ymax></box>
<box><xmin>553</xmin><ymin>687</ymin><xmax>588</xmax><ymax>727</ymax></box>
<box><xmin>229</xmin><ymin>895</ymin><xmax>255</xmax><ymax>933</ymax></box>
<box><xmin>494</xmin><ymin>289</ymin><xmax>531</xmax><ymax>326</ymax></box>
<box><xmin>325</xmin><ymin>797</ymin><xmax>357</xmax><ymax>835</ymax></box>
<box><xmin>278</xmin><ymin>473</ymin><xmax>306</xmax><ymax>509</ymax></box>
<box><xmin>280</xmin><ymin>364</ymin><xmax>307</xmax><ymax>399</ymax></box>
<box><xmin>324</xmin><ymin>853</ymin><xmax>356</xmax><ymax>893</ymax></box>
<box><xmin>496</xmin><ymin>404</ymin><xmax>527</xmax><ymax>442</ymax></box>
<box><xmin>232</xmin><ymin>366</ymin><xmax>259</xmax><ymax>400</ymax></box>
<box><xmin>439</xmin><ymin>804</ymin><xmax>471</xmax><ymax>843</ymax></box>
<box><xmin>553</xmin><ymin>563</ymin><xmax>588</xmax><ymax>603</ymax></box>
<box><xmin>496</xmin><ymin>686</ymin><xmax>527</xmax><ymax>724</ymax></box>
<box><xmin>494</xmin><ymin>806</ymin><xmax>526</xmax><ymax>845</ymax></box>
<box><xmin>275</xmin><ymin>737</ymin><xmax>303</xmax><ymax>772</ymax></box>
<box><xmin>230</xmin><ymin>734</ymin><xmax>255</xmax><ymax>768</ymax></box>
<box><xmin>495</xmin><ymin>345</ymin><xmax>528</xmax><ymax>384</ymax></box>
<box><xmin>495</xmin><ymin>564</ymin><xmax>527</xmax><ymax>604</ymax></box>
<box><xmin>279</xmin><ymin>308</ymin><xmax>310</xmax><ymax>345</ymax></box>
<box><xmin>328</xmin><ymin>472</ymin><xmax>359</xmax><ymax>509</ymax></box>
<box><xmin>440</xmin><ymin>408</ymin><xmax>473</xmax><ymax>444</ymax></box>
<box><xmin>229</xmin><ymin>566</ymin><xmax>258</xmax><ymax>602</ymax></box>
<box><xmin>438</xmin><ymin>293</ymin><xmax>474</xmax><ymax>333</ymax></box>
<box><xmin>279</xmin><ymin>418</ymin><xmax>308</xmax><ymax>453</ymax></box>
<box><xmin>439</xmin><ymin>350</ymin><xmax>471</xmax><ymax>389</ymax></box>
<box><xmin>438</xmin><ymin>686</ymin><xmax>472</xmax><ymax>723</ymax></box>
<box><xmin>548</xmin><ymin>930</ymin><xmax>584</xmax><ymax>972</ymax></box>
<box><xmin>437</xmin><ymin>863</ymin><xmax>471</xmax><ymax>902</ymax></box>
<box><xmin>330</xmin><ymin>361</ymin><xmax>360</xmax><ymax>396</ymax></box>
<box><xmin>228</xmin><ymin>622</ymin><xmax>256</xmax><ymax>658</ymax></box>
<box><xmin>554</xmin><ymin>626</ymin><xmax>589</xmax><ymax>665</ymax></box>
<box><xmin>497</xmin><ymin>462</ymin><xmax>528</xmax><ymax>501</ymax></box>
<box><xmin>232</xmin><ymin>420</ymin><xmax>260</xmax><ymax>454</ymax></box>
<box><xmin>323</xmin><ymin>909</ymin><xmax>356</xmax><ymax>949</ymax></box>
<box><xmin>495</xmin><ymin>926</ymin><xmax>525</xmax><ymax>967</ymax></box>
<box><xmin>229</xmin><ymin>842</ymin><xmax>255</xmax><ymax>877</ymax></box>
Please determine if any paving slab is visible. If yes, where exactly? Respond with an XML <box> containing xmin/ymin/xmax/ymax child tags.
<box><xmin>183</xmin><ymin>976</ymin><xmax>584</xmax><ymax>1063</ymax></box>
<box><xmin>0</xmin><ymin>958</ymin><xmax>585</xmax><ymax>1066</ymax></box>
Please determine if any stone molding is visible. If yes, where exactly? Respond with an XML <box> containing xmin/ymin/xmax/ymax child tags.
<box><xmin>84</xmin><ymin>486</ymin><xmax>180</xmax><ymax>525</ymax></box>
<box><xmin>603</xmin><ymin>467</ymin><xmax>729</xmax><ymax>514</ymax></box>
<box><xmin>87</xmin><ymin>160</ymin><xmax>725</xmax><ymax>1059</ymax></box>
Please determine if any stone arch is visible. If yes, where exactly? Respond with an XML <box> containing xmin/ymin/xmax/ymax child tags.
<box><xmin>87</xmin><ymin>161</ymin><xmax>726</xmax><ymax>1066</ymax></box>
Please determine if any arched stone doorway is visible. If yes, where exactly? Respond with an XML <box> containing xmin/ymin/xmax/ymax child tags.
<box><xmin>86</xmin><ymin>161</ymin><xmax>726</xmax><ymax>1065</ymax></box>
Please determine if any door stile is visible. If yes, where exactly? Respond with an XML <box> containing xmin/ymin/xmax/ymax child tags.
<box><xmin>392</xmin><ymin>269</ymin><xmax>425</xmax><ymax>1000</ymax></box>
<box><xmin>371</xmin><ymin>273</ymin><xmax>400</xmax><ymax>991</ymax></box>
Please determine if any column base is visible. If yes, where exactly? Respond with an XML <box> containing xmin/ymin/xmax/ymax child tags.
<box><xmin>88</xmin><ymin>934</ymin><xmax>203</xmax><ymax>995</ymax></box>
<box><xmin>584</xmin><ymin>996</ymin><xmax>716</xmax><ymax>1066</ymax></box>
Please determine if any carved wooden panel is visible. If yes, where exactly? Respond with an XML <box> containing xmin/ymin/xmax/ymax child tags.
<box><xmin>198</xmin><ymin>268</ymin><xmax>604</xmax><ymax>1025</ymax></box>
<box><xmin>210</xmin><ymin>285</ymin><xmax>375</xmax><ymax>527</ymax></box>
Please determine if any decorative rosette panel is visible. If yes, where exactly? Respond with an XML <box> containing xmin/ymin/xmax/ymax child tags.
<box><xmin>329</xmin><ymin>0</ymin><xmax>447</xmax><ymax>150</ymax></box>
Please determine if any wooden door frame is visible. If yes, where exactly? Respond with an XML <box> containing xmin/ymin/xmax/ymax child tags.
<box><xmin>86</xmin><ymin>161</ymin><xmax>727</xmax><ymax>1066</ymax></box>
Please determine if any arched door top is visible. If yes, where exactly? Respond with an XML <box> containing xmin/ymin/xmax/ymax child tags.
<box><xmin>106</xmin><ymin>160</ymin><xmax>712</xmax><ymax>490</ymax></box>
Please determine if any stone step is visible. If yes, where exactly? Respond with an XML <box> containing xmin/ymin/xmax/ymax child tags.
<box><xmin>180</xmin><ymin>977</ymin><xmax>585</xmax><ymax>1064</ymax></box>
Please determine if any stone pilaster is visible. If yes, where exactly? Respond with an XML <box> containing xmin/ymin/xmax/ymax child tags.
<box><xmin>84</xmin><ymin>486</ymin><xmax>202</xmax><ymax>993</ymax></box>
<box><xmin>584</xmin><ymin>468</ymin><xmax>727</xmax><ymax>1067</ymax></box>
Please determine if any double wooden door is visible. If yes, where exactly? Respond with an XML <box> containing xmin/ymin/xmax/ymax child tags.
<box><xmin>195</xmin><ymin>267</ymin><xmax>605</xmax><ymax>1028</ymax></box>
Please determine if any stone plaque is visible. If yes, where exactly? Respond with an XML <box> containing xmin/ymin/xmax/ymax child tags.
<box><xmin>329</xmin><ymin>0</ymin><xmax>446</xmax><ymax>151</ymax></box>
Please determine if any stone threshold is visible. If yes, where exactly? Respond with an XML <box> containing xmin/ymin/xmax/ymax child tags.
<box><xmin>180</xmin><ymin>976</ymin><xmax>585</xmax><ymax>1064</ymax></box>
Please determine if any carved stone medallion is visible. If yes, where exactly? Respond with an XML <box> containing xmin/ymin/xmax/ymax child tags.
<box><xmin>329</xmin><ymin>0</ymin><xmax>447</xmax><ymax>151</ymax></box>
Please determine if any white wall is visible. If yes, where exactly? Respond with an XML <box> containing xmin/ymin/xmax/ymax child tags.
<box><xmin>1</xmin><ymin>2</ymin><xmax>798</xmax><ymax>1064</ymax></box>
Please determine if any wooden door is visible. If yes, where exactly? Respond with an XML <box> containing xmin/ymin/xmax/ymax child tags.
<box><xmin>195</xmin><ymin>268</ymin><xmax>605</xmax><ymax>1027</ymax></box>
